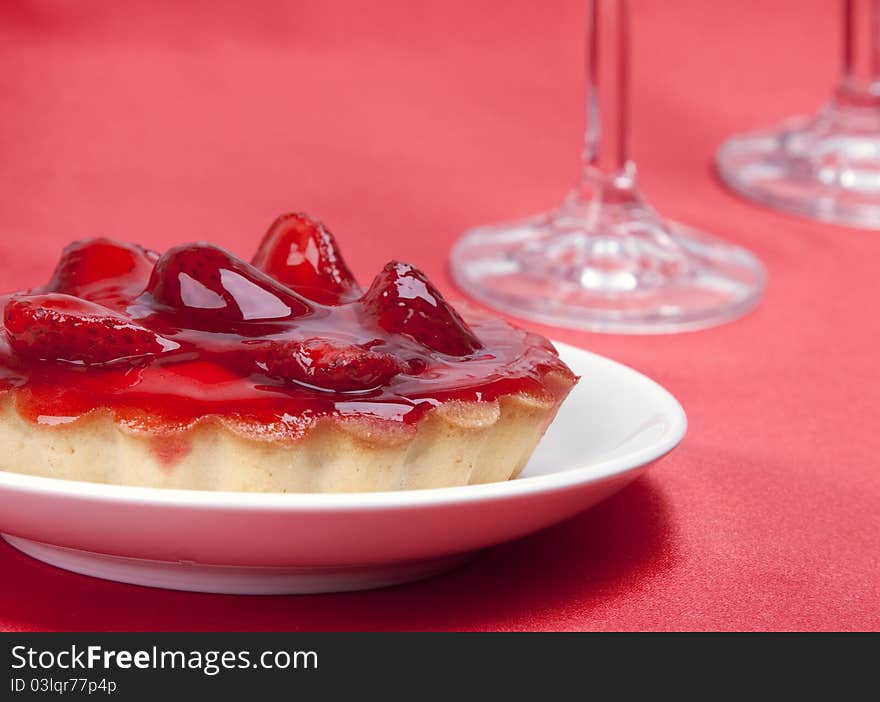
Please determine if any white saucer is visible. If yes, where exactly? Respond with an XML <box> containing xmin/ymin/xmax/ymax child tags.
<box><xmin>0</xmin><ymin>343</ymin><xmax>686</xmax><ymax>594</ymax></box>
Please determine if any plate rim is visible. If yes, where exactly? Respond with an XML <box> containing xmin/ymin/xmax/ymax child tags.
<box><xmin>0</xmin><ymin>342</ymin><xmax>686</xmax><ymax>512</ymax></box>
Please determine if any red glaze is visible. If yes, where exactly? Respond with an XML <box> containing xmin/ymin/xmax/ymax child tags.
<box><xmin>0</xmin><ymin>221</ymin><xmax>575</xmax><ymax>438</ymax></box>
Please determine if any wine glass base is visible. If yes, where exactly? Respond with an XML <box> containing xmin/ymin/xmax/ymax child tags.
<box><xmin>716</xmin><ymin>102</ymin><xmax>880</xmax><ymax>229</ymax></box>
<box><xmin>451</xmin><ymin>211</ymin><xmax>765</xmax><ymax>334</ymax></box>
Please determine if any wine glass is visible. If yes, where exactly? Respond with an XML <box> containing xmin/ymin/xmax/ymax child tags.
<box><xmin>450</xmin><ymin>0</ymin><xmax>765</xmax><ymax>334</ymax></box>
<box><xmin>717</xmin><ymin>0</ymin><xmax>880</xmax><ymax>229</ymax></box>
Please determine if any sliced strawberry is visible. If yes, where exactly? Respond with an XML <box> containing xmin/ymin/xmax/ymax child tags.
<box><xmin>362</xmin><ymin>261</ymin><xmax>482</xmax><ymax>356</ymax></box>
<box><xmin>252</xmin><ymin>339</ymin><xmax>403</xmax><ymax>392</ymax></box>
<box><xmin>144</xmin><ymin>243</ymin><xmax>312</xmax><ymax>329</ymax></box>
<box><xmin>252</xmin><ymin>213</ymin><xmax>361</xmax><ymax>304</ymax></box>
<box><xmin>4</xmin><ymin>294</ymin><xmax>178</xmax><ymax>366</ymax></box>
<box><xmin>44</xmin><ymin>238</ymin><xmax>158</xmax><ymax>310</ymax></box>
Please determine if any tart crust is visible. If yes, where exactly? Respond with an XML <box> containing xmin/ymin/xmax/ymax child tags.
<box><xmin>0</xmin><ymin>371</ymin><xmax>575</xmax><ymax>492</ymax></box>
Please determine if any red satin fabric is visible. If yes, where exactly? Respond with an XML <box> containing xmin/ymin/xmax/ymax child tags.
<box><xmin>0</xmin><ymin>0</ymin><xmax>877</xmax><ymax>631</ymax></box>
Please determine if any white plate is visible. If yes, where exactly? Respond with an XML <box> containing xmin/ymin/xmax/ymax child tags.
<box><xmin>0</xmin><ymin>343</ymin><xmax>686</xmax><ymax>594</ymax></box>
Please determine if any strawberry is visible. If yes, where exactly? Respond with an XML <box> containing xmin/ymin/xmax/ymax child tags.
<box><xmin>362</xmin><ymin>261</ymin><xmax>482</xmax><ymax>356</ymax></box>
<box><xmin>4</xmin><ymin>293</ymin><xmax>179</xmax><ymax>365</ymax></box>
<box><xmin>144</xmin><ymin>243</ymin><xmax>312</xmax><ymax>328</ymax></box>
<box><xmin>252</xmin><ymin>339</ymin><xmax>403</xmax><ymax>392</ymax></box>
<box><xmin>44</xmin><ymin>238</ymin><xmax>158</xmax><ymax>310</ymax></box>
<box><xmin>252</xmin><ymin>213</ymin><xmax>361</xmax><ymax>304</ymax></box>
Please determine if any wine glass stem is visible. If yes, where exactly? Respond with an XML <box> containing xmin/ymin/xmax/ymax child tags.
<box><xmin>837</xmin><ymin>0</ymin><xmax>880</xmax><ymax>105</ymax></box>
<box><xmin>576</xmin><ymin>0</ymin><xmax>636</xmax><ymax>204</ymax></box>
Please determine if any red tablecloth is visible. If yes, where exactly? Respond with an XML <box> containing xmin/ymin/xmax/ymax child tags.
<box><xmin>0</xmin><ymin>0</ymin><xmax>877</xmax><ymax>632</ymax></box>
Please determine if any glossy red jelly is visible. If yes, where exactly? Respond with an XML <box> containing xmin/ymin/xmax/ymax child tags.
<box><xmin>0</xmin><ymin>214</ymin><xmax>573</xmax><ymax>437</ymax></box>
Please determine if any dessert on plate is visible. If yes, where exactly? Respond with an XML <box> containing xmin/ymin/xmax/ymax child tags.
<box><xmin>0</xmin><ymin>214</ymin><xmax>577</xmax><ymax>492</ymax></box>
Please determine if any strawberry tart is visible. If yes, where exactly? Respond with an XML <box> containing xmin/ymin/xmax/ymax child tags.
<box><xmin>0</xmin><ymin>214</ymin><xmax>577</xmax><ymax>492</ymax></box>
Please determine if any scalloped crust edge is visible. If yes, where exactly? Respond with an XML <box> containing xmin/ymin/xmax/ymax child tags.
<box><xmin>0</xmin><ymin>371</ymin><xmax>576</xmax><ymax>492</ymax></box>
